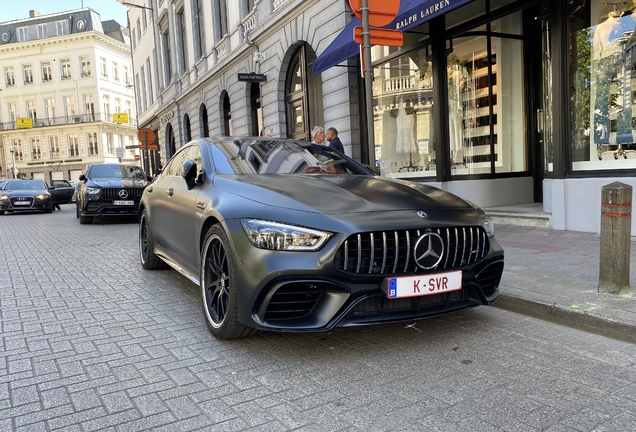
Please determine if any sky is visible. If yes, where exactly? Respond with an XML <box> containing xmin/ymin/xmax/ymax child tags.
<box><xmin>1</xmin><ymin>0</ymin><xmax>129</xmax><ymax>26</ymax></box>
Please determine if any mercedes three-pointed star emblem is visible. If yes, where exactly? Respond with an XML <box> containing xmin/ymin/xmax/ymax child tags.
<box><xmin>413</xmin><ymin>232</ymin><xmax>445</xmax><ymax>270</ymax></box>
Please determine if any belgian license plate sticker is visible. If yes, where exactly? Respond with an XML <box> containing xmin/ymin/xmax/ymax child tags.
<box><xmin>14</xmin><ymin>201</ymin><xmax>30</xmax><ymax>205</ymax></box>
<box><xmin>384</xmin><ymin>270</ymin><xmax>462</xmax><ymax>299</ymax></box>
<box><xmin>113</xmin><ymin>200</ymin><xmax>134</xmax><ymax>205</ymax></box>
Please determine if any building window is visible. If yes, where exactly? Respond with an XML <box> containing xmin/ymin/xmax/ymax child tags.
<box><xmin>64</xmin><ymin>96</ymin><xmax>75</xmax><ymax>121</ymax></box>
<box><xmin>285</xmin><ymin>45</ymin><xmax>310</xmax><ymax>140</ymax></box>
<box><xmin>49</xmin><ymin>136</ymin><xmax>60</xmax><ymax>159</ymax></box>
<box><xmin>45</xmin><ymin>98</ymin><xmax>56</xmax><ymax>124</ymax></box>
<box><xmin>200</xmin><ymin>103</ymin><xmax>209</xmax><ymax>137</ymax></box>
<box><xmin>115</xmin><ymin>98</ymin><xmax>121</xmax><ymax>115</ymax></box>
<box><xmin>17</xmin><ymin>27</ymin><xmax>28</xmax><ymax>42</ymax></box>
<box><xmin>81</xmin><ymin>56</ymin><xmax>91</xmax><ymax>77</ymax></box>
<box><xmin>100</xmin><ymin>57</ymin><xmax>108</xmax><ymax>78</ymax></box>
<box><xmin>61</xmin><ymin>59</ymin><xmax>71</xmax><ymax>79</ymax></box>
<box><xmin>123</xmin><ymin>65</ymin><xmax>131</xmax><ymax>85</ymax></box>
<box><xmin>140</xmin><ymin>66</ymin><xmax>147</xmax><ymax>111</ymax></box>
<box><xmin>126</xmin><ymin>101</ymin><xmax>133</xmax><ymax>125</ymax></box>
<box><xmin>146</xmin><ymin>58</ymin><xmax>153</xmax><ymax>104</ymax></box>
<box><xmin>142</xmin><ymin>9</ymin><xmax>148</xmax><ymax>29</ymax></box>
<box><xmin>26</xmin><ymin>100</ymin><xmax>37</xmax><ymax>122</ymax></box>
<box><xmin>194</xmin><ymin>0</ymin><xmax>205</xmax><ymax>61</ymax></box>
<box><xmin>103</xmin><ymin>95</ymin><xmax>111</xmax><ymax>119</ymax></box>
<box><xmin>215</xmin><ymin>0</ymin><xmax>228</xmax><ymax>38</ymax></box>
<box><xmin>176</xmin><ymin>10</ymin><xmax>187</xmax><ymax>73</ymax></box>
<box><xmin>221</xmin><ymin>91</ymin><xmax>232</xmax><ymax>136</ymax></box>
<box><xmin>37</xmin><ymin>24</ymin><xmax>48</xmax><ymax>39</ymax></box>
<box><xmin>250</xmin><ymin>82</ymin><xmax>262</xmax><ymax>136</ymax></box>
<box><xmin>184</xmin><ymin>114</ymin><xmax>192</xmax><ymax>141</ymax></box>
<box><xmin>68</xmin><ymin>134</ymin><xmax>79</xmax><ymax>157</ymax></box>
<box><xmin>5</xmin><ymin>67</ymin><xmax>15</xmax><ymax>87</ymax></box>
<box><xmin>84</xmin><ymin>94</ymin><xmax>95</xmax><ymax>121</ymax></box>
<box><xmin>23</xmin><ymin>64</ymin><xmax>34</xmax><ymax>84</ymax></box>
<box><xmin>161</xmin><ymin>30</ymin><xmax>172</xmax><ymax>86</ymax></box>
<box><xmin>569</xmin><ymin>1</ymin><xmax>636</xmax><ymax>171</ymax></box>
<box><xmin>112</xmin><ymin>62</ymin><xmax>119</xmax><ymax>82</ymax></box>
<box><xmin>31</xmin><ymin>138</ymin><xmax>42</xmax><ymax>160</ymax></box>
<box><xmin>105</xmin><ymin>133</ymin><xmax>114</xmax><ymax>155</ymax></box>
<box><xmin>12</xmin><ymin>139</ymin><xmax>24</xmax><ymax>161</ymax></box>
<box><xmin>137</xmin><ymin>19</ymin><xmax>141</xmax><ymax>41</ymax></box>
<box><xmin>56</xmin><ymin>21</ymin><xmax>69</xmax><ymax>36</ymax></box>
<box><xmin>8</xmin><ymin>103</ymin><xmax>17</xmax><ymax>123</ymax></box>
<box><xmin>88</xmin><ymin>132</ymin><xmax>99</xmax><ymax>155</ymax></box>
<box><xmin>132</xmin><ymin>29</ymin><xmax>137</xmax><ymax>50</ymax></box>
<box><xmin>42</xmin><ymin>62</ymin><xmax>52</xmax><ymax>82</ymax></box>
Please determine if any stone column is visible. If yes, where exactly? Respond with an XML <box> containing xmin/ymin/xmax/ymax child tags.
<box><xmin>599</xmin><ymin>182</ymin><xmax>632</xmax><ymax>294</ymax></box>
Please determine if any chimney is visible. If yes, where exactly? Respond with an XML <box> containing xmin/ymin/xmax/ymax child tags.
<box><xmin>29</xmin><ymin>10</ymin><xmax>41</xmax><ymax>18</ymax></box>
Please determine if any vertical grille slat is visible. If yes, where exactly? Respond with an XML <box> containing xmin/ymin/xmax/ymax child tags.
<box><xmin>392</xmin><ymin>231</ymin><xmax>399</xmax><ymax>274</ymax></box>
<box><xmin>380</xmin><ymin>232</ymin><xmax>387</xmax><ymax>274</ymax></box>
<box><xmin>356</xmin><ymin>234</ymin><xmax>362</xmax><ymax>274</ymax></box>
<box><xmin>335</xmin><ymin>226</ymin><xmax>490</xmax><ymax>276</ymax></box>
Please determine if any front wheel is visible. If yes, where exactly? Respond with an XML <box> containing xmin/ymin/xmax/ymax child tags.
<box><xmin>0</xmin><ymin>210</ymin><xmax>4</xmax><ymax>215</ymax></box>
<box><xmin>201</xmin><ymin>224</ymin><xmax>258</xmax><ymax>339</ymax></box>
<box><xmin>139</xmin><ymin>210</ymin><xmax>167</xmax><ymax>270</ymax></box>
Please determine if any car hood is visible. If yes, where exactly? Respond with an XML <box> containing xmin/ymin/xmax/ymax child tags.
<box><xmin>214</xmin><ymin>174</ymin><xmax>474</xmax><ymax>214</ymax></box>
<box><xmin>2</xmin><ymin>189</ymin><xmax>49</xmax><ymax>196</ymax></box>
<box><xmin>87</xmin><ymin>179</ymin><xmax>149</xmax><ymax>188</ymax></box>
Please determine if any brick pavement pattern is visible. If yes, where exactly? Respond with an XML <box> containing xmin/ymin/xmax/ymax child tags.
<box><xmin>1</xmin><ymin>208</ymin><xmax>636</xmax><ymax>431</ymax></box>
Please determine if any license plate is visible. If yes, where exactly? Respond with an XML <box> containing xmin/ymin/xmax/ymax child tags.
<box><xmin>382</xmin><ymin>270</ymin><xmax>462</xmax><ymax>299</ymax></box>
<box><xmin>13</xmin><ymin>201</ymin><xmax>30</xmax><ymax>206</ymax></box>
<box><xmin>113</xmin><ymin>200</ymin><xmax>134</xmax><ymax>205</ymax></box>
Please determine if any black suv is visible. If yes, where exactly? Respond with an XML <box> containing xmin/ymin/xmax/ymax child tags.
<box><xmin>76</xmin><ymin>163</ymin><xmax>150</xmax><ymax>224</ymax></box>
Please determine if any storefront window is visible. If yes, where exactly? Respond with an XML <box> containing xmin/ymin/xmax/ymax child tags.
<box><xmin>542</xmin><ymin>21</ymin><xmax>554</xmax><ymax>172</ymax></box>
<box><xmin>448</xmin><ymin>13</ymin><xmax>526</xmax><ymax>176</ymax></box>
<box><xmin>372</xmin><ymin>47</ymin><xmax>435</xmax><ymax>178</ymax></box>
<box><xmin>570</xmin><ymin>1</ymin><xmax>636</xmax><ymax>170</ymax></box>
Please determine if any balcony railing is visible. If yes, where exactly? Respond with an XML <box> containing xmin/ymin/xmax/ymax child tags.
<box><xmin>0</xmin><ymin>113</ymin><xmax>137</xmax><ymax>131</ymax></box>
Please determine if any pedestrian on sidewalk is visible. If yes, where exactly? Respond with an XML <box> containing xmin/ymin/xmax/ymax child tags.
<box><xmin>326</xmin><ymin>127</ymin><xmax>344</xmax><ymax>153</ymax></box>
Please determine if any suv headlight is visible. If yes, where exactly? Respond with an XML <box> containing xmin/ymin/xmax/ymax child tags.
<box><xmin>85</xmin><ymin>187</ymin><xmax>101</xmax><ymax>195</ymax></box>
<box><xmin>0</xmin><ymin>195</ymin><xmax>8</xmax><ymax>201</ymax></box>
<box><xmin>241</xmin><ymin>219</ymin><xmax>332</xmax><ymax>251</ymax></box>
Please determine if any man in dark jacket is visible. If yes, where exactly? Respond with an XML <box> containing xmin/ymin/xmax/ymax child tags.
<box><xmin>326</xmin><ymin>127</ymin><xmax>344</xmax><ymax>153</ymax></box>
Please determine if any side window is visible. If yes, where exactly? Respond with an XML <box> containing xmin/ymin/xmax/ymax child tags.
<box><xmin>164</xmin><ymin>147</ymin><xmax>188</xmax><ymax>176</ymax></box>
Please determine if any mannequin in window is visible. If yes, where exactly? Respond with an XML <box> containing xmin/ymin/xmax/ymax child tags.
<box><xmin>447</xmin><ymin>53</ymin><xmax>467</xmax><ymax>167</ymax></box>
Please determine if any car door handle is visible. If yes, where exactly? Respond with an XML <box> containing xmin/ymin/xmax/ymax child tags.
<box><xmin>196</xmin><ymin>202</ymin><xmax>207</xmax><ymax>211</ymax></box>
<box><xmin>166</xmin><ymin>188</ymin><xmax>174</xmax><ymax>197</ymax></box>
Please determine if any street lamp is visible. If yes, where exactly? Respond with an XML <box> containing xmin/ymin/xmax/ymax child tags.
<box><xmin>9</xmin><ymin>147</ymin><xmax>17</xmax><ymax>179</ymax></box>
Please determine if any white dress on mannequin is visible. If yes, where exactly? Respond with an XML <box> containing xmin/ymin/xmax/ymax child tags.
<box><xmin>395</xmin><ymin>101</ymin><xmax>418</xmax><ymax>154</ymax></box>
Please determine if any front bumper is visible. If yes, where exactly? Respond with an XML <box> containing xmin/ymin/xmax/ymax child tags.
<box><xmin>225</xmin><ymin>220</ymin><xmax>505</xmax><ymax>332</ymax></box>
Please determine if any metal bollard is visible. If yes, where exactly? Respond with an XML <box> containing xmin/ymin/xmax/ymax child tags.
<box><xmin>599</xmin><ymin>182</ymin><xmax>632</xmax><ymax>294</ymax></box>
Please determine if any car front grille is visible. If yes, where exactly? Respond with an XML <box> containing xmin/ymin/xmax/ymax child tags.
<box><xmin>334</xmin><ymin>227</ymin><xmax>489</xmax><ymax>276</ymax></box>
<box><xmin>100</xmin><ymin>188</ymin><xmax>144</xmax><ymax>201</ymax></box>
<box><xmin>10</xmin><ymin>197</ymin><xmax>34</xmax><ymax>207</ymax></box>
<box><xmin>264</xmin><ymin>283</ymin><xmax>324</xmax><ymax>321</ymax></box>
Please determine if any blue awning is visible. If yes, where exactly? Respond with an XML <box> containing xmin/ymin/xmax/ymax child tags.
<box><xmin>312</xmin><ymin>0</ymin><xmax>474</xmax><ymax>75</ymax></box>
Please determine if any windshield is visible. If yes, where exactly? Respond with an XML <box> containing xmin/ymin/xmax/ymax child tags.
<box><xmin>210</xmin><ymin>139</ymin><xmax>370</xmax><ymax>175</ymax></box>
<box><xmin>5</xmin><ymin>180</ymin><xmax>47</xmax><ymax>191</ymax></box>
<box><xmin>88</xmin><ymin>164</ymin><xmax>147</xmax><ymax>179</ymax></box>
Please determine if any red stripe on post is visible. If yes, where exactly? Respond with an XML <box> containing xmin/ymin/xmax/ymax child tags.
<box><xmin>601</xmin><ymin>212</ymin><xmax>632</xmax><ymax>217</ymax></box>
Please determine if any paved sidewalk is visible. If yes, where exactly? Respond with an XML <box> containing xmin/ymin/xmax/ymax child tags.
<box><xmin>494</xmin><ymin>224</ymin><xmax>636</xmax><ymax>344</ymax></box>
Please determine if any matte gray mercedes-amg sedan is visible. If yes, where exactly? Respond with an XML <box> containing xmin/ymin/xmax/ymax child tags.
<box><xmin>139</xmin><ymin>137</ymin><xmax>504</xmax><ymax>339</ymax></box>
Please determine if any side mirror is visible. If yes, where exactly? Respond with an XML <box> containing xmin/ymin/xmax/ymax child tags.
<box><xmin>182</xmin><ymin>160</ymin><xmax>197</xmax><ymax>190</ymax></box>
<box><xmin>79</xmin><ymin>174</ymin><xmax>87</xmax><ymax>182</ymax></box>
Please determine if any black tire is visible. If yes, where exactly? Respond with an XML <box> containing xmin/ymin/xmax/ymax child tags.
<box><xmin>44</xmin><ymin>203</ymin><xmax>52</xmax><ymax>214</ymax></box>
<box><xmin>79</xmin><ymin>214</ymin><xmax>93</xmax><ymax>224</ymax></box>
<box><xmin>76</xmin><ymin>203</ymin><xmax>80</xmax><ymax>219</ymax></box>
<box><xmin>139</xmin><ymin>210</ymin><xmax>168</xmax><ymax>270</ymax></box>
<box><xmin>201</xmin><ymin>224</ymin><xmax>259</xmax><ymax>339</ymax></box>
<box><xmin>0</xmin><ymin>210</ymin><xmax>4</xmax><ymax>215</ymax></box>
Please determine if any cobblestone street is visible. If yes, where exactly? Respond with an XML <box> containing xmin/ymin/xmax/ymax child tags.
<box><xmin>1</xmin><ymin>208</ymin><xmax>636</xmax><ymax>431</ymax></box>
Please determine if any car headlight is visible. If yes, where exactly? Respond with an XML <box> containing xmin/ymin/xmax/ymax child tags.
<box><xmin>483</xmin><ymin>215</ymin><xmax>495</xmax><ymax>238</ymax></box>
<box><xmin>35</xmin><ymin>194</ymin><xmax>50</xmax><ymax>200</ymax></box>
<box><xmin>241</xmin><ymin>219</ymin><xmax>332</xmax><ymax>251</ymax></box>
<box><xmin>86</xmin><ymin>187</ymin><xmax>101</xmax><ymax>195</ymax></box>
<box><xmin>0</xmin><ymin>195</ymin><xmax>8</xmax><ymax>201</ymax></box>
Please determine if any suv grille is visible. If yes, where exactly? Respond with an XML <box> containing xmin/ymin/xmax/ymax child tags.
<box><xmin>334</xmin><ymin>227</ymin><xmax>489</xmax><ymax>276</ymax></box>
<box><xmin>100</xmin><ymin>188</ymin><xmax>144</xmax><ymax>201</ymax></box>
